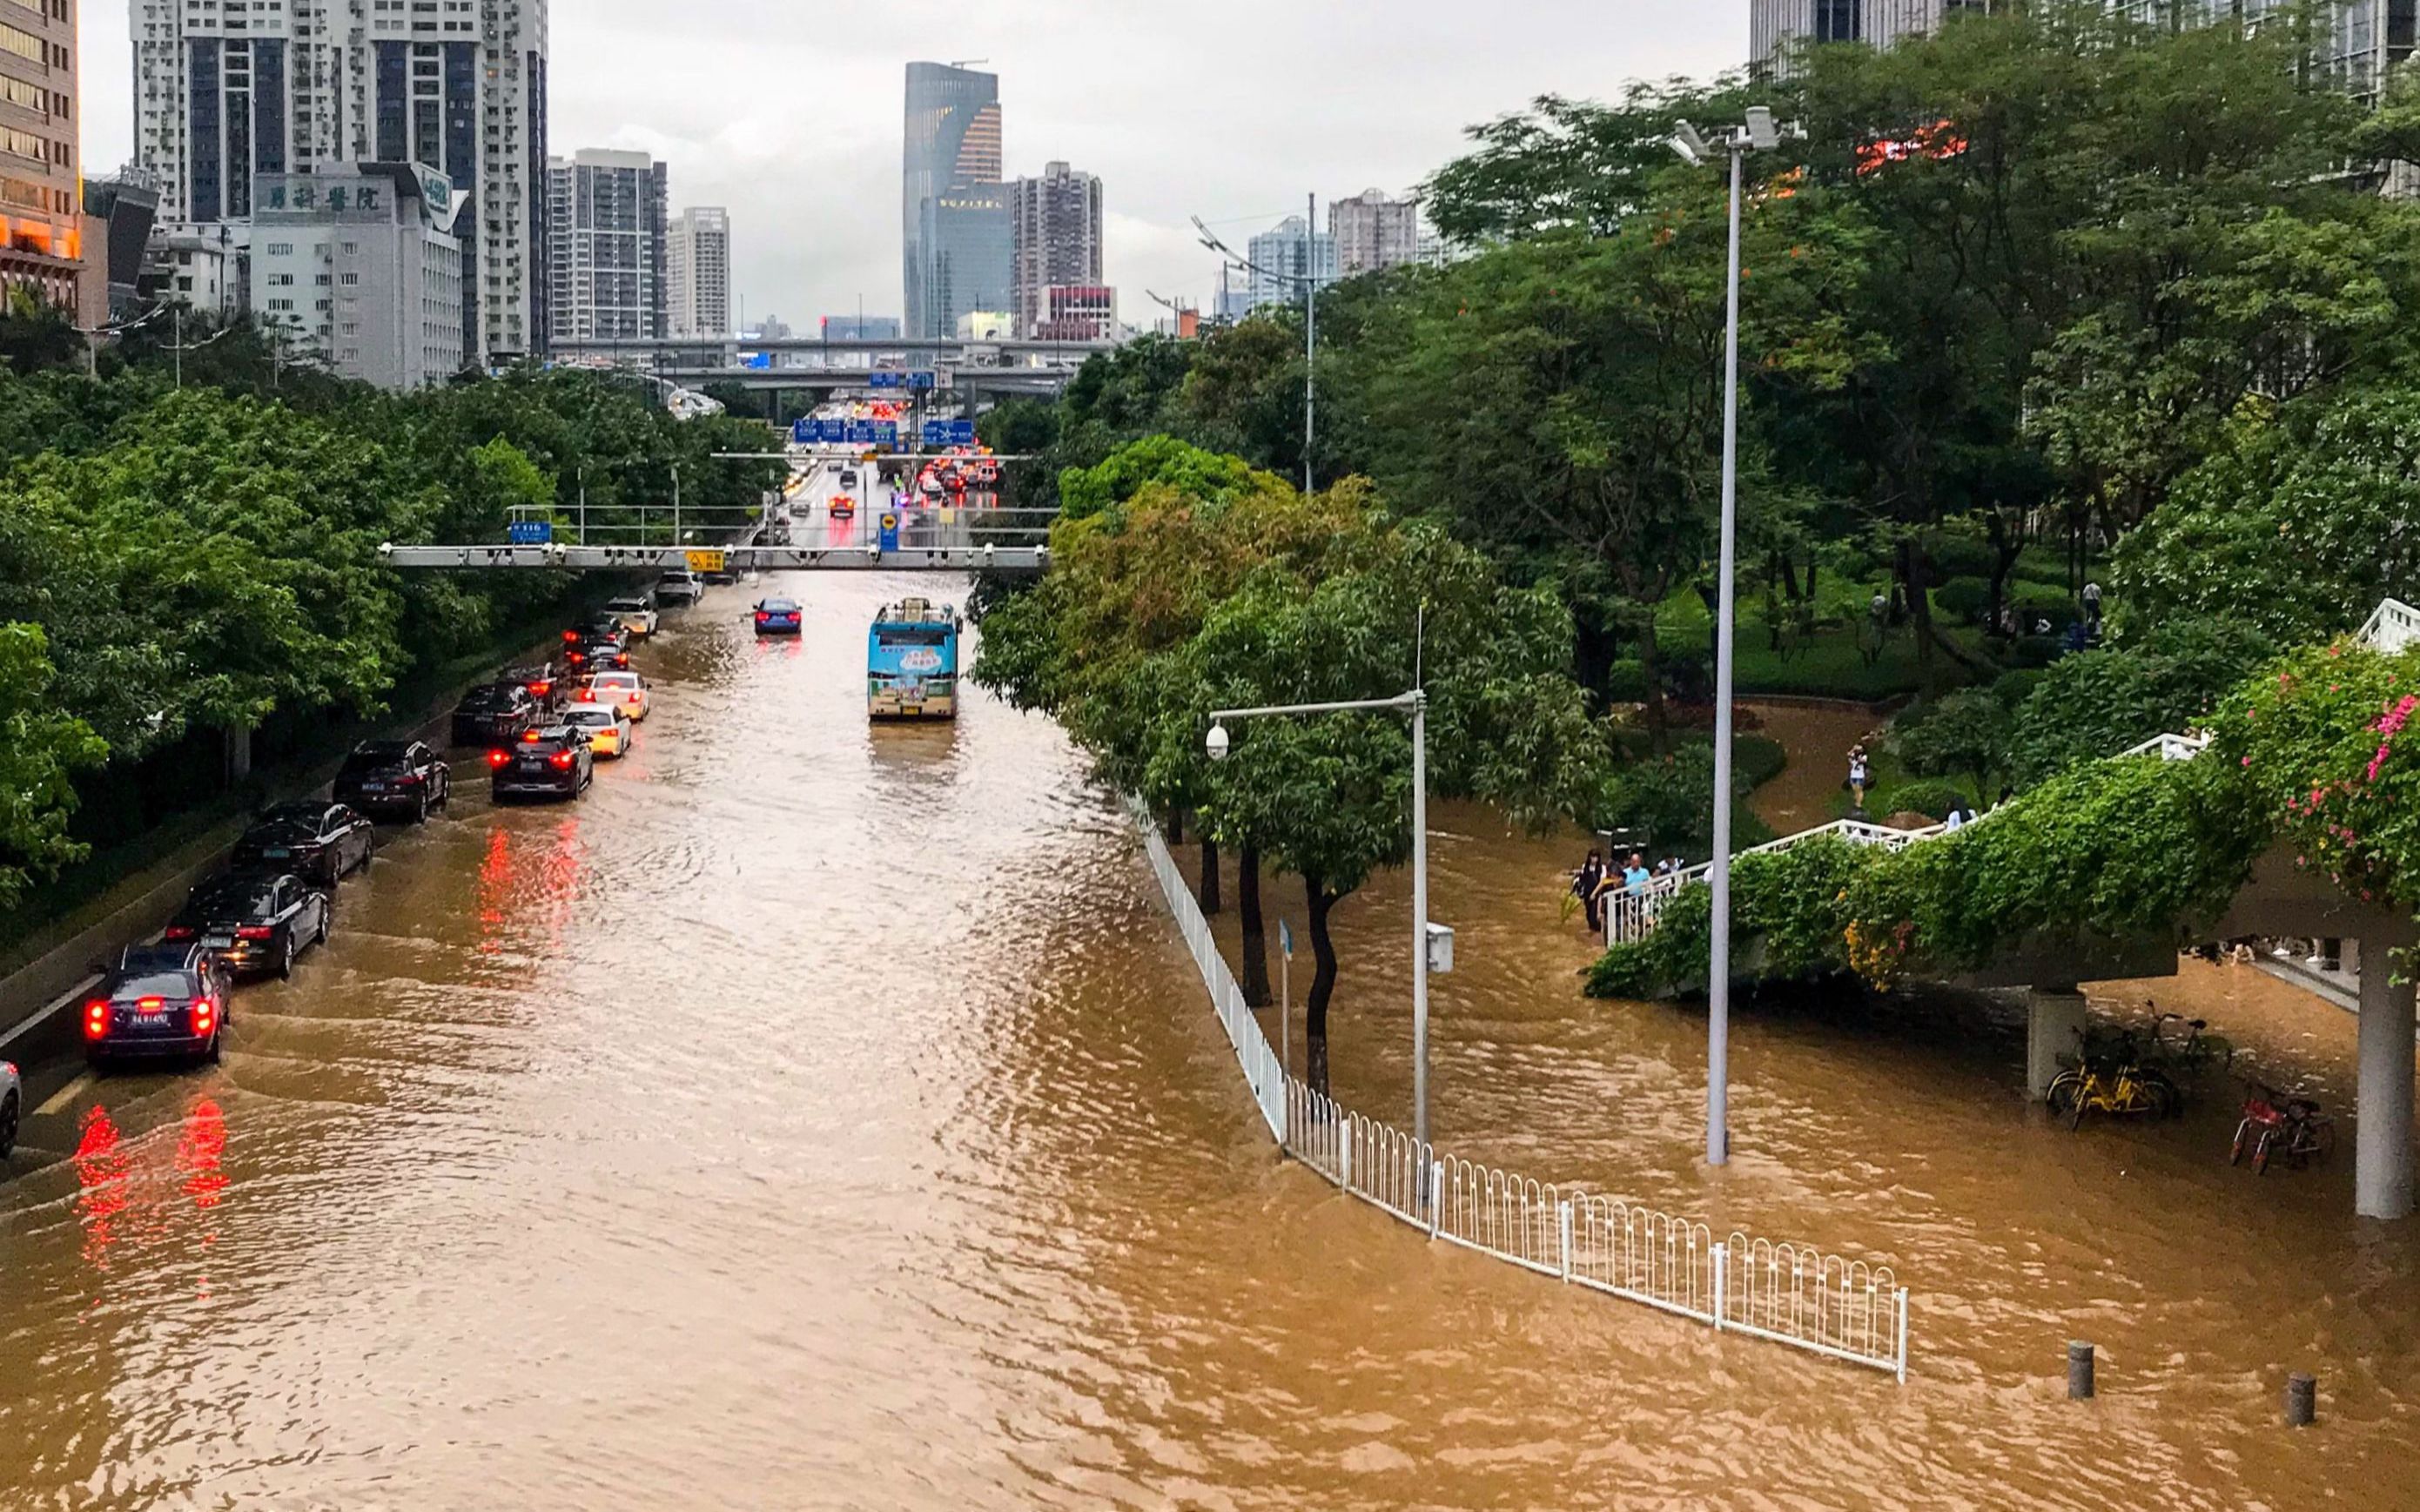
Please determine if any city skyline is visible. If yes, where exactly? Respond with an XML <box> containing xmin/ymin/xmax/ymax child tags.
<box><xmin>74</xmin><ymin>3</ymin><xmax>1742</xmax><ymax>328</ymax></box>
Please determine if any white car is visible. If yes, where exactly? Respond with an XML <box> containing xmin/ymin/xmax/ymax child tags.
<box><xmin>655</xmin><ymin>571</ymin><xmax>703</xmax><ymax>607</ymax></box>
<box><xmin>1</xmin><ymin>1058</ymin><xmax>18</xmax><ymax>1158</ymax></box>
<box><xmin>578</xmin><ymin>669</ymin><xmax>651</xmax><ymax>722</ymax></box>
<box><xmin>602</xmin><ymin>595</ymin><xmax>660</xmax><ymax>639</ymax></box>
<box><xmin>562</xmin><ymin>703</ymin><xmax>634</xmax><ymax>758</ymax></box>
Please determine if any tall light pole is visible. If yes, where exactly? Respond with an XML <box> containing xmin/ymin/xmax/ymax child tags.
<box><xmin>1670</xmin><ymin>105</ymin><xmax>1802</xmax><ymax>1168</ymax></box>
<box><xmin>1193</xmin><ymin>208</ymin><xmax>1325</xmax><ymax>495</ymax></box>
<box><xmin>1207</xmin><ymin>689</ymin><xmax>1435</xmax><ymax>1148</ymax></box>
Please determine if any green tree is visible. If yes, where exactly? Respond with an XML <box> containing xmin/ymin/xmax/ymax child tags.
<box><xmin>1892</xmin><ymin>687</ymin><xmax>2012</xmax><ymax>796</ymax></box>
<box><xmin>0</xmin><ymin>622</ymin><xmax>109</xmax><ymax>904</ymax></box>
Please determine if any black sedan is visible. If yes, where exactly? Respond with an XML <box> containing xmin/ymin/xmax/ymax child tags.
<box><xmin>333</xmin><ymin>739</ymin><xmax>451</xmax><ymax>822</ymax></box>
<box><xmin>230</xmin><ymin>802</ymin><xmax>375</xmax><ymax>887</ymax></box>
<box><xmin>564</xmin><ymin>634</ymin><xmax>631</xmax><ymax>675</ymax></box>
<box><xmin>165</xmin><ymin>870</ymin><xmax>331</xmax><ymax>979</ymax></box>
<box><xmin>487</xmin><ymin>727</ymin><xmax>595</xmax><ymax>802</ymax></box>
<box><xmin>503</xmin><ymin>662</ymin><xmax>568</xmax><ymax>714</ymax></box>
<box><xmin>452</xmin><ymin>681</ymin><xmax>541</xmax><ymax>746</ymax></box>
<box><xmin>84</xmin><ymin>943</ymin><xmax>235</xmax><ymax>1068</ymax></box>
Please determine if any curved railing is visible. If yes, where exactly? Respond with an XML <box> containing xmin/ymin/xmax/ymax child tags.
<box><xmin>1132</xmin><ymin>796</ymin><xmax>1910</xmax><ymax>1382</ymax></box>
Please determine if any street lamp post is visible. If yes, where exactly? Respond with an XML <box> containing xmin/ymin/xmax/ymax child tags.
<box><xmin>1207</xmin><ymin>689</ymin><xmax>1433</xmax><ymax>1147</ymax></box>
<box><xmin>1193</xmin><ymin>208</ymin><xmax>1324</xmax><ymax>495</ymax></box>
<box><xmin>1670</xmin><ymin>105</ymin><xmax>1803</xmax><ymax>1168</ymax></box>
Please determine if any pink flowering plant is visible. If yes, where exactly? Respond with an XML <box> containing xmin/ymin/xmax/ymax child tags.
<box><xmin>2216</xmin><ymin>640</ymin><xmax>2420</xmax><ymax>909</ymax></box>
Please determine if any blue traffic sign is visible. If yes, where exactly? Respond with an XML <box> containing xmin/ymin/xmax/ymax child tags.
<box><xmin>949</xmin><ymin>420</ymin><xmax>977</xmax><ymax>445</ymax></box>
<box><xmin>506</xmin><ymin>520</ymin><xmax>553</xmax><ymax>545</ymax></box>
<box><xmin>867</xmin><ymin>371</ymin><xmax>904</xmax><ymax>389</ymax></box>
<box><xmin>907</xmin><ymin>370</ymin><xmax>937</xmax><ymax>391</ymax></box>
<box><xmin>922</xmin><ymin>420</ymin><xmax>951</xmax><ymax>447</ymax></box>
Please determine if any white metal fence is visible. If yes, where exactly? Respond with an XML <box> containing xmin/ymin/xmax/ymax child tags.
<box><xmin>1131</xmin><ymin>797</ymin><xmax>1910</xmax><ymax>1381</ymax></box>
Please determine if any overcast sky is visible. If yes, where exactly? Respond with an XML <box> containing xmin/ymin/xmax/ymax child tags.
<box><xmin>78</xmin><ymin>2</ymin><xmax>1744</xmax><ymax>329</ymax></box>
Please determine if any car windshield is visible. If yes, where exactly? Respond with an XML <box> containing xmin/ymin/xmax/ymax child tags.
<box><xmin>505</xmin><ymin>666</ymin><xmax>551</xmax><ymax>682</ymax></box>
<box><xmin>112</xmin><ymin>971</ymin><xmax>199</xmax><ymax>1000</ymax></box>
<box><xmin>605</xmin><ymin>599</ymin><xmax>645</xmax><ymax>612</ymax></box>
<box><xmin>256</xmin><ymin>804</ymin><xmax>324</xmax><ymax>830</ymax></box>
<box><xmin>343</xmin><ymin>743</ymin><xmax>410</xmax><ymax>772</ymax></box>
<box><xmin>761</xmin><ymin>601</ymin><xmax>800</xmax><ymax>614</ymax></box>
<box><xmin>564</xmin><ymin>709</ymin><xmax>614</xmax><ymax>727</ymax></box>
<box><xmin>189</xmin><ymin>881</ymin><xmax>276</xmax><ymax>917</ymax></box>
<box><xmin>460</xmin><ymin>685</ymin><xmax>514</xmax><ymax>709</ymax></box>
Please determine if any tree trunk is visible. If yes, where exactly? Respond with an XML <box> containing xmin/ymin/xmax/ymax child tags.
<box><xmin>1636</xmin><ymin>621</ymin><xmax>1672</xmax><ymax>756</ymax></box>
<box><xmin>1198</xmin><ymin>834</ymin><xmax>1222</xmax><ymax>916</ymax></box>
<box><xmin>1164</xmin><ymin>805</ymin><xmax>1183</xmax><ymax>845</ymax></box>
<box><xmin>1574</xmin><ymin>611</ymin><xmax>1621</xmax><ymax>706</ymax></box>
<box><xmin>1237</xmin><ymin>844</ymin><xmax>1272</xmax><ymax>1008</ymax></box>
<box><xmin>1304</xmin><ymin>877</ymin><xmax>1341</xmax><ymax>1097</ymax></box>
<box><xmin>1898</xmin><ymin>539</ymin><xmax>1939</xmax><ymax>696</ymax></box>
<box><xmin>1985</xmin><ymin>510</ymin><xmax>2021</xmax><ymax>638</ymax></box>
<box><xmin>1696</xmin><ymin>580</ymin><xmax>1721</xmax><ymax>665</ymax></box>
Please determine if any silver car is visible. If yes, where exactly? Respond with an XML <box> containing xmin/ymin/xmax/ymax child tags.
<box><xmin>1</xmin><ymin>1058</ymin><xmax>19</xmax><ymax>1158</ymax></box>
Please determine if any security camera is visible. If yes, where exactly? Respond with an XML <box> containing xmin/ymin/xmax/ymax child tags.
<box><xmin>1670</xmin><ymin>119</ymin><xmax>1708</xmax><ymax>165</ymax></box>
<box><xmin>1746</xmin><ymin>106</ymin><xmax>1778</xmax><ymax>151</ymax></box>
<box><xmin>1206</xmin><ymin>722</ymin><xmax>1230</xmax><ymax>762</ymax></box>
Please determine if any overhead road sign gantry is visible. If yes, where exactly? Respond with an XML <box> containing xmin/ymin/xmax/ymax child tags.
<box><xmin>378</xmin><ymin>542</ymin><xmax>1050</xmax><ymax>575</ymax></box>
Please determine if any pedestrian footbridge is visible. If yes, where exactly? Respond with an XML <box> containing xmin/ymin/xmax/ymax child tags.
<box><xmin>1604</xmin><ymin>599</ymin><xmax>2420</xmax><ymax>1221</ymax></box>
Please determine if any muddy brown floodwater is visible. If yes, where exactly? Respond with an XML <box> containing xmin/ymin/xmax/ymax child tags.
<box><xmin>1</xmin><ymin>587</ymin><xmax>2417</xmax><ymax>1509</ymax></box>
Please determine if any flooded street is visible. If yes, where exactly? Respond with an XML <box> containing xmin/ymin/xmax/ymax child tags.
<box><xmin>2</xmin><ymin>588</ymin><xmax>2417</xmax><ymax>1509</ymax></box>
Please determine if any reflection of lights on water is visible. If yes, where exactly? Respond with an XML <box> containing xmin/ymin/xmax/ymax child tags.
<box><xmin>73</xmin><ymin>1105</ymin><xmax>128</xmax><ymax>1272</ymax></box>
<box><xmin>474</xmin><ymin>818</ymin><xmax>589</xmax><ymax>960</ymax></box>
<box><xmin>178</xmin><ymin>1098</ymin><xmax>227</xmax><ymax>1211</ymax></box>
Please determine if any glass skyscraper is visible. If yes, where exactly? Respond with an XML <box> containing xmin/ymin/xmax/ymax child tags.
<box><xmin>904</xmin><ymin>62</ymin><xmax>1014</xmax><ymax>341</ymax></box>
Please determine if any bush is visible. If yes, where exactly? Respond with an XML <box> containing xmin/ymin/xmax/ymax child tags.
<box><xmin>1933</xmin><ymin>577</ymin><xmax>1991</xmax><ymax>626</ymax></box>
<box><xmin>1886</xmin><ymin>778</ymin><xmax>1968</xmax><ymax>820</ymax></box>
<box><xmin>1603</xmin><ymin>658</ymin><xmax>1648</xmax><ymax>702</ymax></box>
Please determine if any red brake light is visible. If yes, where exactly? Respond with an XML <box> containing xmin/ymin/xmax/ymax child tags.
<box><xmin>164</xmin><ymin>925</ymin><xmax>197</xmax><ymax>941</ymax></box>
<box><xmin>530</xmin><ymin>681</ymin><xmax>551</xmax><ymax>696</ymax></box>
<box><xmin>577</xmin><ymin>687</ymin><xmax>595</xmax><ymax>702</ymax></box>
<box><xmin>487</xmin><ymin>749</ymin><xmax>511</xmax><ymax>769</ymax></box>
<box><xmin>548</xmin><ymin>752</ymin><xmax>575</xmax><ymax>770</ymax></box>
<box><xmin>138</xmin><ymin>997</ymin><xmax>165</xmax><ymax>1011</ymax></box>
<box><xmin>756</xmin><ymin>612</ymin><xmax>770</xmax><ymax>622</ymax></box>
<box><xmin>84</xmin><ymin>998</ymin><xmax>109</xmax><ymax>1038</ymax></box>
<box><xmin>626</xmin><ymin>694</ymin><xmax>642</xmax><ymax>705</ymax></box>
<box><xmin>522</xmin><ymin>729</ymin><xmax>543</xmax><ymax>743</ymax></box>
<box><xmin>191</xmin><ymin>998</ymin><xmax>216</xmax><ymax>1035</ymax></box>
<box><xmin>563</xmin><ymin>629</ymin><xmax>580</xmax><ymax>642</ymax></box>
<box><xmin>237</xmin><ymin>926</ymin><xmax>273</xmax><ymax>941</ymax></box>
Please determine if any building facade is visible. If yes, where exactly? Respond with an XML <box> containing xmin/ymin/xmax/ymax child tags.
<box><xmin>1244</xmin><ymin>215</ymin><xmax>1338</xmax><ymax>312</ymax></box>
<box><xmin>903</xmin><ymin>61</ymin><xmax>1012</xmax><ymax>341</ymax></box>
<box><xmin>545</xmin><ymin>148</ymin><xmax>668</xmax><ymax>343</ymax></box>
<box><xmin>1751</xmin><ymin>0</ymin><xmax>2001</xmax><ymax>63</ymax></box>
<box><xmin>130</xmin><ymin>0</ymin><xmax>548</xmax><ymax>362</ymax></box>
<box><xmin>1033</xmin><ymin>283</ymin><xmax>1113</xmax><ymax>341</ymax></box>
<box><xmin>821</xmin><ymin>314</ymin><xmax>901</xmax><ymax>340</ymax></box>
<box><xmin>1329</xmin><ymin>189</ymin><xmax>1422</xmax><ymax>275</ymax></box>
<box><xmin>1008</xmin><ymin>159</ymin><xmax>1102</xmax><ymax>338</ymax></box>
<box><xmin>144</xmin><ymin>219</ymin><xmax>246</xmax><ymax>319</ymax></box>
<box><xmin>1</xmin><ymin>0</ymin><xmax>81</xmax><ymax>311</ymax></box>
<box><xmin>667</xmin><ymin>205</ymin><xmax>729</xmax><ymax>338</ymax></box>
<box><xmin>248</xmin><ymin>162</ymin><xmax>464</xmax><ymax>390</ymax></box>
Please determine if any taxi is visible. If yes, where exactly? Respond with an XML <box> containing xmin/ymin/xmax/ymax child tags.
<box><xmin>577</xmin><ymin>669</ymin><xmax>652</xmax><ymax>722</ymax></box>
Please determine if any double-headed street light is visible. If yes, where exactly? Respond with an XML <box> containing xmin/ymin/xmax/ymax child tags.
<box><xmin>1670</xmin><ymin>104</ymin><xmax>1804</xmax><ymax>1169</ymax></box>
<box><xmin>1207</xmin><ymin>688</ymin><xmax>1442</xmax><ymax>1149</ymax></box>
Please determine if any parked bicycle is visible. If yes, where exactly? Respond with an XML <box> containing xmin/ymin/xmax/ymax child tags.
<box><xmin>2231</xmin><ymin>1081</ymin><xmax>2334</xmax><ymax>1174</ymax></box>
<box><xmin>2148</xmin><ymin>1007</ymin><xmax>2235</xmax><ymax>1076</ymax></box>
<box><xmin>2047</xmin><ymin>1028</ymin><xmax>2182</xmax><ymax>1129</ymax></box>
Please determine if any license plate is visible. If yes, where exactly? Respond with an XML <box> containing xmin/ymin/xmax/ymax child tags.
<box><xmin>360</xmin><ymin>781</ymin><xmax>386</xmax><ymax>791</ymax></box>
<box><xmin>263</xmin><ymin>848</ymin><xmax>291</xmax><ymax>860</ymax></box>
<box><xmin>518</xmin><ymin>760</ymin><xmax>547</xmax><ymax>772</ymax></box>
<box><xmin>902</xmin><ymin>705</ymin><xmax>921</xmax><ymax>716</ymax></box>
<box><xmin>203</xmin><ymin>933</ymin><xmax>235</xmax><ymax>950</ymax></box>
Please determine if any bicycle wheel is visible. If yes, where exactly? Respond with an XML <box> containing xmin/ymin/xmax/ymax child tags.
<box><xmin>2047</xmin><ymin>1071</ymin><xmax>2086</xmax><ymax>1117</ymax></box>
<box><xmin>2141</xmin><ymin>1070</ymin><xmax>2184</xmax><ymax>1119</ymax></box>
<box><xmin>2229</xmin><ymin>1119</ymin><xmax>2254</xmax><ymax>1166</ymax></box>
<box><xmin>2253</xmin><ymin>1128</ymin><xmax>2275</xmax><ymax>1176</ymax></box>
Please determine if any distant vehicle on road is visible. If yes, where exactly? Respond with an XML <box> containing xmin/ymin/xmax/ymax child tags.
<box><xmin>503</xmin><ymin>662</ymin><xmax>566</xmax><ymax>712</ymax></box>
<box><xmin>231</xmin><ymin>802</ymin><xmax>375</xmax><ymax>887</ymax></box>
<box><xmin>578</xmin><ymin>669</ymin><xmax>652</xmax><ymax>721</ymax></box>
<box><xmin>655</xmin><ymin>571</ymin><xmax>704</xmax><ymax>607</ymax></box>
<box><xmin>839</xmin><ymin>467</ymin><xmax>860</xmax><ymax>490</ymax></box>
<box><xmin>701</xmin><ymin>558</ymin><xmax>742</xmax><ymax>587</ymax></box>
<box><xmin>829</xmin><ymin>494</ymin><xmax>857</xmax><ymax>520</ymax></box>
<box><xmin>755</xmin><ymin>598</ymin><xmax>803</xmax><ymax>637</ymax></box>
<box><xmin>452</xmin><ymin>682</ymin><xmax>541</xmax><ymax>745</ymax></box>
<box><xmin>565</xmin><ymin>631</ymin><xmax>631</xmax><ymax>675</ymax></box>
<box><xmin>0</xmin><ymin>1058</ymin><xmax>18</xmax><ymax>1157</ymax></box>
<box><xmin>487</xmin><ymin>728</ymin><xmax>595</xmax><ymax>802</ymax></box>
<box><xmin>333</xmin><ymin>739</ymin><xmax>451</xmax><ymax>822</ymax></box>
<box><xmin>85</xmin><ymin>943</ymin><xmax>234</xmax><ymax>1069</ymax></box>
<box><xmin>561</xmin><ymin>704</ymin><xmax>633</xmax><ymax>758</ymax></box>
<box><xmin>165</xmin><ymin>871</ymin><xmax>330</xmax><ymax>979</ymax></box>
<box><xmin>867</xmin><ymin>598</ymin><xmax>961</xmax><ymax>721</ymax></box>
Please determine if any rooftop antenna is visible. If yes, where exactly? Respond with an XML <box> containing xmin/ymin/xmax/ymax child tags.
<box><xmin>948</xmin><ymin>58</ymin><xmax>990</xmax><ymax>69</ymax></box>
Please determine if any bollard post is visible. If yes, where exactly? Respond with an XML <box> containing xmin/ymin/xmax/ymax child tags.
<box><xmin>1558</xmin><ymin>1200</ymin><xmax>1573</xmax><ymax>1283</ymax></box>
<box><xmin>1340</xmin><ymin>1136</ymin><xmax>1352</xmax><ymax>1195</ymax></box>
<box><xmin>2286</xmin><ymin>1373</ymin><xmax>2316</xmax><ymax>1428</ymax></box>
<box><xmin>1428</xmin><ymin>1159</ymin><xmax>1444</xmax><ymax>1240</ymax></box>
<box><xmin>1711</xmin><ymin>1242</ymin><xmax>1726</xmax><ymax>1332</ymax></box>
<box><xmin>2067</xmin><ymin>1341</ymin><xmax>2095</xmax><ymax>1400</ymax></box>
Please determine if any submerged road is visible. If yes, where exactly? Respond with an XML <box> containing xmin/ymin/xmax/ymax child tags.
<box><xmin>0</xmin><ymin>576</ymin><xmax>2417</xmax><ymax>1508</ymax></box>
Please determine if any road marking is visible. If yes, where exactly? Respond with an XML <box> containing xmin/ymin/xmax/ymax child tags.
<box><xmin>36</xmin><ymin>1072</ymin><xmax>92</xmax><ymax>1118</ymax></box>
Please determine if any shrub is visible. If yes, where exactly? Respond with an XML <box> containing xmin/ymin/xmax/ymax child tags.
<box><xmin>1885</xmin><ymin>778</ymin><xmax>1968</xmax><ymax>820</ymax></box>
<box><xmin>1933</xmin><ymin>577</ymin><xmax>1991</xmax><ymax>626</ymax></box>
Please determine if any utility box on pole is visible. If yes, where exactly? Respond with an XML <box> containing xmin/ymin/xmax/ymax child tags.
<box><xmin>1425</xmin><ymin>922</ymin><xmax>1455</xmax><ymax>976</ymax></box>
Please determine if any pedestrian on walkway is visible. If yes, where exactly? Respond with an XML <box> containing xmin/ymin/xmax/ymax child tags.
<box><xmin>1623</xmin><ymin>853</ymin><xmax>1652</xmax><ymax>897</ymax></box>
<box><xmin>1848</xmin><ymin>744</ymin><xmax>1871</xmax><ymax>811</ymax></box>
<box><xmin>1573</xmin><ymin>849</ymin><xmax>1606</xmax><ymax>933</ymax></box>
<box><xmin>2082</xmin><ymin>581</ymin><xmax>2103</xmax><ymax>631</ymax></box>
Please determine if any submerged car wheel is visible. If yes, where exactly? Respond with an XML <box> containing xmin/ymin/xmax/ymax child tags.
<box><xmin>0</xmin><ymin>1092</ymin><xmax>17</xmax><ymax>1158</ymax></box>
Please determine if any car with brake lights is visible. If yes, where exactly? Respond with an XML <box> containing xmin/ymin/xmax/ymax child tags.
<box><xmin>561</xmin><ymin>704</ymin><xmax>633</xmax><ymax>757</ymax></box>
<box><xmin>230</xmin><ymin>802</ymin><xmax>375</xmax><ymax>887</ymax></box>
<box><xmin>503</xmin><ymin>662</ymin><xmax>567</xmax><ymax>713</ymax></box>
<box><xmin>84</xmin><ymin>943</ymin><xmax>235</xmax><ymax>1069</ymax></box>
<box><xmin>565</xmin><ymin>632</ymin><xmax>631</xmax><ymax>675</ymax></box>
<box><xmin>333</xmin><ymin>739</ymin><xmax>451</xmax><ymax>822</ymax></box>
<box><xmin>829</xmin><ymin>494</ymin><xmax>857</xmax><ymax>520</ymax></box>
<box><xmin>487</xmin><ymin>727</ymin><xmax>595</xmax><ymax>802</ymax></box>
<box><xmin>165</xmin><ymin>871</ymin><xmax>330</xmax><ymax>979</ymax></box>
<box><xmin>452</xmin><ymin>681</ymin><xmax>541</xmax><ymax>745</ymax></box>
<box><xmin>754</xmin><ymin>598</ymin><xmax>803</xmax><ymax>637</ymax></box>
<box><xmin>577</xmin><ymin>669</ymin><xmax>652</xmax><ymax>721</ymax></box>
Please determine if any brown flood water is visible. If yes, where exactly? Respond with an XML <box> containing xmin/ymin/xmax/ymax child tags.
<box><xmin>0</xmin><ymin>597</ymin><xmax>2415</xmax><ymax>1509</ymax></box>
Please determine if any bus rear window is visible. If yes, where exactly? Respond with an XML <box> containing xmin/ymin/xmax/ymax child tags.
<box><xmin>877</xmin><ymin>630</ymin><xmax>949</xmax><ymax>648</ymax></box>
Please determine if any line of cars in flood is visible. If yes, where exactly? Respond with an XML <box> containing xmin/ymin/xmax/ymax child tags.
<box><xmin>69</xmin><ymin>595</ymin><xmax>670</xmax><ymax>1079</ymax></box>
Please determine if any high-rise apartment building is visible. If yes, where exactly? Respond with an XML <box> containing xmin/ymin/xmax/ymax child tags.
<box><xmin>1009</xmin><ymin>159</ymin><xmax>1102</xmax><ymax>338</ymax></box>
<box><xmin>1751</xmin><ymin>0</ymin><xmax>2001</xmax><ymax>64</ymax></box>
<box><xmin>1244</xmin><ymin>215</ymin><xmax>1338</xmax><ymax>312</ymax></box>
<box><xmin>545</xmin><ymin>148</ymin><xmax>668</xmax><ymax>343</ymax></box>
<box><xmin>249</xmin><ymin>162</ymin><xmax>463</xmax><ymax>390</ymax></box>
<box><xmin>667</xmin><ymin>205</ymin><xmax>730</xmax><ymax>338</ymax></box>
<box><xmin>130</xmin><ymin>0</ymin><xmax>549</xmax><ymax>361</ymax></box>
<box><xmin>1329</xmin><ymin>189</ymin><xmax>1422</xmax><ymax>276</ymax></box>
<box><xmin>903</xmin><ymin>62</ymin><xmax>1012</xmax><ymax>341</ymax></box>
<box><xmin>0</xmin><ymin>0</ymin><xmax>82</xmax><ymax>312</ymax></box>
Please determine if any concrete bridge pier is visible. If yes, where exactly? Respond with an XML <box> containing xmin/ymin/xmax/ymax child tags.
<box><xmin>2027</xmin><ymin>985</ymin><xmax>2088</xmax><ymax>1100</ymax></box>
<box><xmin>2357</xmin><ymin>958</ymin><xmax>2416</xmax><ymax>1220</ymax></box>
